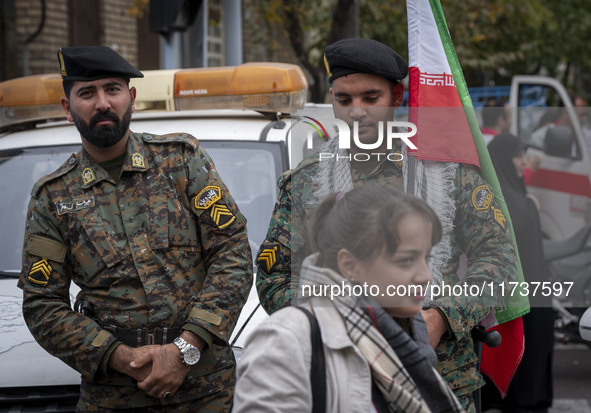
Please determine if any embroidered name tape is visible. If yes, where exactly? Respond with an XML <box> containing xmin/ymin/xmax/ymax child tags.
<box><xmin>56</xmin><ymin>196</ymin><xmax>95</xmax><ymax>215</ymax></box>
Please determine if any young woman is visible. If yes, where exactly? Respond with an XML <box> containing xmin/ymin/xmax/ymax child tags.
<box><xmin>233</xmin><ymin>185</ymin><xmax>464</xmax><ymax>413</ymax></box>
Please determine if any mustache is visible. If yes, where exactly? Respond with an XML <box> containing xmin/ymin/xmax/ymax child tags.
<box><xmin>90</xmin><ymin>111</ymin><xmax>119</xmax><ymax>128</ymax></box>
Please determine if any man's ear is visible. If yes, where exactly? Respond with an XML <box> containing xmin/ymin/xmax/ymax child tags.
<box><xmin>392</xmin><ymin>83</ymin><xmax>404</xmax><ymax>108</ymax></box>
<box><xmin>337</xmin><ymin>248</ymin><xmax>360</xmax><ymax>282</ymax></box>
<box><xmin>129</xmin><ymin>86</ymin><xmax>137</xmax><ymax>113</ymax></box>
<box><xmin>60</xmin><ymin>97</ymin><xmax>74</xmax><ymax>122</ymax></box>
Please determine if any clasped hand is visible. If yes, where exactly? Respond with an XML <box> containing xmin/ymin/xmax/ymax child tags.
<box><xmin>110</xmin><ymin>343</ymin><xmax>190</xmax><ymax>399</ymax></box>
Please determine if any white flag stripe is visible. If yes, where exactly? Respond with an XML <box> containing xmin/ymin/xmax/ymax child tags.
<box><xmin>407</xmin><ymin>0</ymin><xmax>452</xmax><ymax>75</ymax></box>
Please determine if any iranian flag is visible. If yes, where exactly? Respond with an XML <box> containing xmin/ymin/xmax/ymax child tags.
<box><xmin>406</xmin><ymin>0</ymin><xmax>530</xmax><ymax>398</ymax></box>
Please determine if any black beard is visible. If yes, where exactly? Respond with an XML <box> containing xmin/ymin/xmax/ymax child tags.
<box><xmin>72</xmin><ymin>105</ymin><xmax>132</xmax><ymax>148</ymax></box>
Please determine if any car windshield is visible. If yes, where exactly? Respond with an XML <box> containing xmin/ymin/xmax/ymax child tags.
<box><xmin>0</xmin><ymin>141</ymin><xmax>281</xmax><ymax>275</ymax></box>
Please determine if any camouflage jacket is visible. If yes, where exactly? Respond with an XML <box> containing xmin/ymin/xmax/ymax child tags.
<box><xmin>18</xmin><ymin>132</ymin><xmax>253</xmax><ymax>408</ymax></box>
<box><xmin>255</xmin><ymin>152</ymin><xmax>516</xmax><ymax>398</ymax></box>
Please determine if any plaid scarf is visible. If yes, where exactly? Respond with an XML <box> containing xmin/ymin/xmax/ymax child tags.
<box><xmin>298</xmin><ymin>254</ymin><xmax>464</xmax><ymax>413</ymax></box>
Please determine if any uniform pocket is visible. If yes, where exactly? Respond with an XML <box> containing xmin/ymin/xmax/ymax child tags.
<box><xmin>70</xmin><ymin>207</ymin><xmax>123</xmax><ymax>285</ymax></box>
<box><xmin>149</xmin><ymin>192</ymin><xmax>198</xmax><ymax>249</ymax></box>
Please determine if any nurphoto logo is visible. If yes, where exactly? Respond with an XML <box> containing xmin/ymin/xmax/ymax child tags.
<box><xmin>302</xmin><ymin>117</ymin><xmax>418</xmax><ymax>162</ymax></box>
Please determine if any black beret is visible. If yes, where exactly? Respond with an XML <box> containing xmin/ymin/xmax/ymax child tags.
<box><xmin>324</xmin><ymin>38</ymin><xmax>408</xmax><ymax>84</ymax></box>
<box><xmin>57</xmin><ymin>46</ymin><xmax>143</xmax><ymax>82</ymax></box>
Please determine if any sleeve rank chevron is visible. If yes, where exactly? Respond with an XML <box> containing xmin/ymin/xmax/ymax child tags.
<box><xmin>27</xmin><ymin>258</ymin><xmax>53</xmax><ymax>286</ymax></box>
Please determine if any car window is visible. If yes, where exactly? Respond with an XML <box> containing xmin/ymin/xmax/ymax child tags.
<box><xmin>0</xmin><ymin>140</ymin><xmax>283</xmax><ymax>275</ymax></box>
<box><xmin>0</xmin><ymin>145</ymin><xmax>80</xmax><ymax>275</ymax></box>
<box><xmin>200</xmin><ymin>141</ymin><xmax>282</xmax><ymax>256</ymax></box>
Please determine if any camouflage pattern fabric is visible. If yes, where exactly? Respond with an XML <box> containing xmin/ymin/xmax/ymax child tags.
<box><xmin>18</xmin><ymin>132</ymin><xmax>252</xmax><ymax>409</ymax></box>
<box><xmin>77</xmin><ymin>387</ymin><xmax>234</xmax><ymax>412</ymax></box>
<box><xmin>256</xmin><ymin>150</ymin><xmax>516</xmax><ymax>405</ymax></box>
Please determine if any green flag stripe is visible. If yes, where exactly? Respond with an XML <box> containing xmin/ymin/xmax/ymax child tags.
<box><xmin>429</xmin><ymin>0</ymin><xmax>529</xmax><ymax>322</ymax></box>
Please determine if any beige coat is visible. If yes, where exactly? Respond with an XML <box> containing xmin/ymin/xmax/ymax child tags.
<box><xmin>233</xmin><ymin>300</ymin><xmax>374</xmax><ymax>413</ymax></box>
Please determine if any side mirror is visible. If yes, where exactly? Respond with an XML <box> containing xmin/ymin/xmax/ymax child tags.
<box><xmin>580</xmin><ymin>307</ymin><xmax>591</xmax><ymax>342</ymax></box>
<box><xmin>544</xmin><ymin>125</ymin><xmax>574</xmax><ymax>158</ymax></box>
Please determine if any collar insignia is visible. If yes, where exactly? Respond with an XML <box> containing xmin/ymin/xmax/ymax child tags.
<box><xmin>131</xmin><ymin>152</ymin><xmax>145</xmax><ymax>168</ymax></box>
<box><xmin>82</xmin><ymin>168</ymin><xmax>96</xmax><ymax>185</ymax></box>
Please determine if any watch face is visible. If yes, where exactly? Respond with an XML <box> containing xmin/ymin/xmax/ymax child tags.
<box><xmin>183</xmin><ymin>347</ymin><xmax>201</xmax><ymax>365</ymax></box>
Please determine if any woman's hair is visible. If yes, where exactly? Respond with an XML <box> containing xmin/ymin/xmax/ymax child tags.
<box><xmin>309</xmin><ymin>185</ymin><xmax>442</xmax><ymax>272</ymax></box>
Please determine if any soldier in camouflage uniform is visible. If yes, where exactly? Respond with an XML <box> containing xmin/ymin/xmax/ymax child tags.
<box><xmin>255</xmin><ymin>38</ymin><xmax>517</xmax><ymax>412</ymax></box>
<box><xmin>18</xmin><ymin>46</ymin><xmax>252</xmax><ymax>412</ymax></box>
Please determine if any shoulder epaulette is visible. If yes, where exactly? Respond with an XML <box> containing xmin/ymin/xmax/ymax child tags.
<box><xmin>277</xmin><ymin>151</ymin><xmax>321</xmax><ymax>189</ymax></box>
<box><xmin>140</xmin><ymin>132</ymin><xmax>199</xmax><ymax>150</ymax></box>
<box><xmin>277</xmin><ymin>169</ymin><xmax>292</xmax><ymax>189</ymax></box>
<box><xmin>31</xmin><ymin>154</ymin><xmax>77</xmax><ymax>197</ymax></box>
<box><xmin>296</xmin><ymin>152</ymin><xmax>320</xmax><ymax>171</ymax></box>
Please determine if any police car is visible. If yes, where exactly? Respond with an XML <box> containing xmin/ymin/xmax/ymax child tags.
<box><xmin>0</xmin><ymin>63</ymin><xmax>312</xmax><ymax>411</ymax></box>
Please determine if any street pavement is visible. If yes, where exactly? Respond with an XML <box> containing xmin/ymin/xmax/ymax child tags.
<box><xmin>550</xmin><ymin>344</ymin><xmax>591</xmax><ymax>413</ymax></box>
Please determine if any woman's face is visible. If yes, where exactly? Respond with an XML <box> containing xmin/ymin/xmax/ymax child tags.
<box><xmin>512</xmin><ymin>149</ymin><xmax>527</xmax><ymax>178</ymax></box>
<box><xmin>344</xmin><ymin>212</ymin><xmax>434</xmax><ymax>318</ymax></box>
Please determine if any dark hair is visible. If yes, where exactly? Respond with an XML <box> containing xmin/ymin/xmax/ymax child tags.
<box><xmin>309</xmin><ymin>185</ymin><xmax>442</xmax><ymax>272</ymax></box>
<box><xmin>62</xmin><ymin>80</ymin><xmax>74</xmax><ymax>98</ymax></box>
<box><xmin>481</xmin><ymin>99</ymin><xmax>507</xmax><ymax>128</ymax></box>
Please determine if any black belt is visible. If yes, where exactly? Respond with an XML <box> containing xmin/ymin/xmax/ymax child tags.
<box><xmin>104</xmin><ymin>326</ymin><xmax>181</xmax><ymax>347</ymax></box>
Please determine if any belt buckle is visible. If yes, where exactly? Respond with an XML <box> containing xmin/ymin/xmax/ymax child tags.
<box><xmin>136</xmin><ymin>327</ymin><xmax>171</xmax><ymax>346</ymax></box>
<box><xmin>147</xmin><ymin>327</ymin><xmax>156</xmax><ymax>345</ymax></box>
<box><xmin>136</xmin><ymin>328</ymin><xmax>144</xmax><ymax>347</ymax></box>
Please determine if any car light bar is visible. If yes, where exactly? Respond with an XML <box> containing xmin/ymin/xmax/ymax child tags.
<box><xmin>173</xmin><ymin>62</ymin><xmax>308</xmax><ymax>113</ymax></box>
<box><xmin>0</xmin><ymin>74</ymin><xmax>64</xmax><ymax>131</ymax></box>
<box><xmin>0</xmin><ymin>62</ymin><xmax>309</xmax><ymax>132</ymax></box>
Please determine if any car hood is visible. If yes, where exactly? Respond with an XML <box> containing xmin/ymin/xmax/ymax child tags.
<box><xmin>0</xmin><ymin>278</ymin><xmax>80</xmax><ymax>387</ymax></box>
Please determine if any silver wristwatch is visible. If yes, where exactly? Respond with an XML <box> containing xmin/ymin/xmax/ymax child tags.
<box><xmin>173</xmin><ymin>336</ymin><xmax>201</xmax><ymax>366</ymax></box>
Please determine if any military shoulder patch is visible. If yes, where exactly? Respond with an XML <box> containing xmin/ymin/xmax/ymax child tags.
<box><xmin>471</xmin><ymin>184</ymin><xmax>493</xmax><ymax>211</ymax></box>
<box><xmin>210</xmin><ymin>204</ymin><xmax>236</xmax><ymax>229</ymax></box>
<box><xmin>27</xmin><ymin>258</ymin><xmax>53</xmax><ymax>286</ymax></box>
<box><xmin>141</xmin><ymin>132</ymin><xmax>198</xmax><ymax>150</ymax></box>
<box><xmin>257</xmin><ymin>246</ymin><xmax>278</xmax><ymax>273</ymax></box>
<box><xmin>195</xmin><ymin>186</ymin><xmax>221</xmax><ymax>210</ymax></box>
